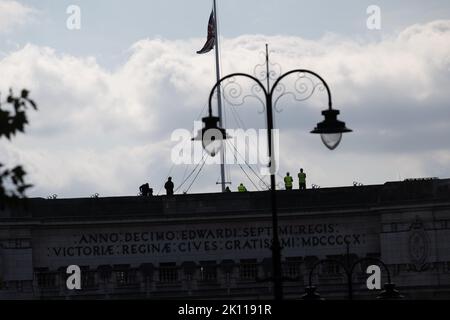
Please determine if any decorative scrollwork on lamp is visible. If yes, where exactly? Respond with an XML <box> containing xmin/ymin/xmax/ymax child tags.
<box><xmin>273</xmin><ymin>71</ymin><xmax>327</xmax><ymax>113</ymax></box>
<box><xmin>217</xmin><ymin>76</ymin><xmax>267</xmax><ymax>114</ymax></box>
<box><xmin>253</xmin><ymin>50</ymin><xmax>282</xmax><ymax>84</ymax></box>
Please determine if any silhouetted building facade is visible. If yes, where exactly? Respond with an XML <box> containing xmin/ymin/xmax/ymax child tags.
<box><xmin>1</xmin><ymin>179</ymin><xmax>450</xmax><ymax>299</ymax></box>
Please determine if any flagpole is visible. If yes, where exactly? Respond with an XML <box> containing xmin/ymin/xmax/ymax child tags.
<box><xmin>213</xmin><ymin>0</ymin><xmax>226</xmax><ymax>193</ymax></box>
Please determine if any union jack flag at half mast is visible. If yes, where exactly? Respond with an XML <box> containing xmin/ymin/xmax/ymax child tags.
<box><xmin>196</xmin><ymin>1</ymin><xmax>228</xmax><ymax>193</ymax></box>
<box><xmin>197</xmin><ymin>11</ymin><xmax>216</xmax><ymax>54</ymax></box>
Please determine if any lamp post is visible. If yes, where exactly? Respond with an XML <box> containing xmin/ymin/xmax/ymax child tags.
<box><xmin>193</xmin><ymin>56</ymin><xmax>352</xmax><ymax>300</ymax></box>
<box><xmin>302</xmin><ymin>257</ymin><xmax>404</xmax><ymax>300</ymax></box>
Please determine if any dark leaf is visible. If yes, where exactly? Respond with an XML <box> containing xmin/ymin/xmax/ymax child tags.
<box><xmin>0</xmin><ymin>88</ymin><xmax>37</xmax><ymax>200</ymax></box>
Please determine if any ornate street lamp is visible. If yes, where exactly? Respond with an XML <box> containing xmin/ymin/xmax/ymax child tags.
<box><xmin>193</xmin><ymin>48</ymin><xmax>352</xmax><ymax>300</ymax></box>
<box><xmin>194</xmin><ymin>73</ymin><xmax>352</xmax><ymax>155</ymax></box>
<box><xmin>303</xmin><ymin>257</ymin><xmax>403</xmax><ymax>300</ymax></box>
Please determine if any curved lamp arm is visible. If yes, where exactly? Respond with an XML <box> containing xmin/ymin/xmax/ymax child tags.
<box><xmin>308</xmin><ymin>258</ymin><xmax>349</xmax><ymax>288</ymax></box>
<box><xmin>208</xmin><ymin>73</ymin><xmax>269</xmax><ymax>116</ymax></box>
<box><xmin>270</xmin><ymin>69</ymin><xmax>333</xmax><ymax>109</ymax></box>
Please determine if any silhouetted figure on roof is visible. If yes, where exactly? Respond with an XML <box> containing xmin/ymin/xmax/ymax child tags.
<box><xmin>165</xmin><ymin>177</ymin><xmax>174</xmax><ymax>196</ymax></box>
<box><xmin>139</xmin><ymin>183</ymin><xmax>153</xmax><ymax>197</ymax></box>
<box><xmin>225</xmin><ymin>186</ymin><xmax>231</xmax><ymax>193</ymax></box>
<box><xmin>298</xmin><ymin>168</ymin><xmax>307</xmax><ymax>190</ymax></box>
<box><xmin>284</xmin><ymin>172</ymin><xmax>293</xmax><ymax>190</ymax></box>
<box><xmin>238</xmin><ymin>183</ymin><xmax>247</xmax><ymax>193</ymax></box>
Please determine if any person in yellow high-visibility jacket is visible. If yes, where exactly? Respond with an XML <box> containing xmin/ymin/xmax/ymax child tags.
<box><xmin>298</xmin><ymin>168</ymin><xmax>307</xmax><ymax>190</ymax></box>
<box><xmin>284</xmin><ymin>172</ymin><xmax>293</xmax><ymax>190</ymax></box>
<box><xmin>238</xmin><ymin>183</ymin><xmax>247</xmax><ymax>192</ymax></box>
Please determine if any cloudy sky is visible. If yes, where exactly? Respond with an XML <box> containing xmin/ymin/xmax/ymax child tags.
<box><xmin>1</xmin><ymin>0</ymin><xmax>450</xmax><ymax>198</ymax></box>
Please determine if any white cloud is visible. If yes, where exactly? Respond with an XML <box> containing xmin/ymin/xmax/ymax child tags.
<box><xmin>0</xmin><ymin>0</ymin><xmax>35</xmax><ymax>33</ymax></box>
<box><xmin>1</xmin><ymin>20</ymin><xmax>450</xmax><ymax>198</ymax></box>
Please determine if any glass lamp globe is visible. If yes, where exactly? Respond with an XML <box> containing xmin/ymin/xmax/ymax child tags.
<box><xmin>320</xmin><ymin>133</ymin><xmax>343</xmax><ymax>150</ymax></box>
<box><xmin>192</xmin><ymin>116</ymin><xmax>227</xmax><ymax>157</ymax></box>
<box><xmin>311</xmin><ymin>109</ymin><xmax>352</xmax><ymax>150</ymax></box>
